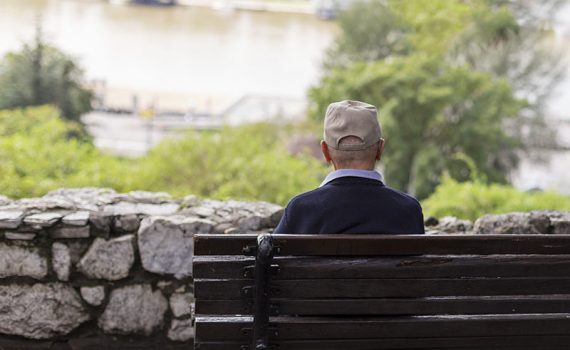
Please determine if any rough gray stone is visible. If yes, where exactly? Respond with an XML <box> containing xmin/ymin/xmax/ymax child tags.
<box><xmin>62</xmin><ymin>211</ymin><xmax>90</xmax><ymax>226</ymax></box>
<box><xmin>50</xmin><ymin>225</ymin><xmax>90</xmax><ymax>239</ymax></box>
<box><xmin>44</xmin><ymin>187</ymin><xmax>113</xmax><ymax>211</ymax></box>
<box><xmin>9</xmin><ymin>197</ymin><xmax>75</xmax><ymax>212</ymax></box>
<box><xmin>0</xmin><ymin>195</ymin><xmax>11</xmax><ymax>206</ymax></box>
<box><xmin>238</xmin><ymin>215</ymin><xmax>264</xmax><ymax>231</ymax></box>
<box><xmin>89</xmin><ymin>211</ymin><xmax>113</xmax><ymax>233</ymax></box>
<box><xmin>0</xmin><ymin>283</ymin><xmax>89</xmax><ymax>339</ymax></box>
<box><xmin>547</xmin><ymin>211</ymin><xmax>570</xmax><ymax>234</ymax></box>
<box><xmin>167</xmin><ymin>318</ymin><xmax>194</xmax><ymax>342</ymax></box>
<box><xmin>46</xmin><ymin>187</ymin><xmax>116</xmax><ymax>201</ymax></box>
<box><xmin>553</xmin><ymin>218</ymin><xmax>570</xmax><ymax>234</ymax></box>
<box><xmin>169</xmin><ymin>292</ymin><xmax>193</xmax><ymax>318</ymax></box>
<box><xmin>98</xmin><ymin>284</ymin><xmax>168</xmax><ymax>336</ymax></box>
<box><xmin>180</xmin><ymin>194</ymin><xmax>200</xmax><ymax>208</ymax></box>
<box><xmin>192</xmin><ymin>206</ymin><xmax>215</xmax><ymax>218</ymax></box>
<box><xmin>23</xmin><ymin>212</ymin><xmax>63</xmax><ymax>228</ymax></box>
<box><xmin>138</xmin><ymin>217</ymin><xmax>212</xmax><ymax>279</ymax></box>
<box><xmin>67</xmin><ymin>241</ymin><xmax>91</xmax><ymax>265</ymax></box>
<box><xmin>104</xmin><ymin>202</ymin><xmax>179</xmax><ymax>216</ymax></box>
<box><xmin>77</xmin><ymin>235</ymin><xmax>135</xmax><ymax>281</ymax></box>
<box><xmin>52</xmin><ymin>242</ymin><xmax>71</xmax><ymax>281</ymax></box>
<box><xmin>113</xmin><ymin>214</ymin><xmax>141</xmax><ymax>233</ymax></box>
<box><xmin>4</xmin><ymin>232</ymin><xmax>36</xmax><ymax>240</ymax></box>
<box><xmin>0</xmin><ymin>243</ymin><xmax>47</xmax><ymax>279</ymax></box>
<box><xmin>183</xmin><ymin>199</ymin><xmax>283</xmax><ymax>230</ymax></box>
<box><xmin>426</xmin><ymin>216</ymin><xmax>473</xmax><ymax>235</ymax></box>
<box><xmin>213</xmin><ymin>222</ymin><xmax>236</xmax><ymax>234</ymax></box>
<box><xmin>126</xmin><ymin>191</ymin><xmax>172</xmax><ymax>204</ymax></box>
<box><xmin>80</xmin><ymin>286</ymin><xmax>105</xmax><ymax>306</ymax></box>
<box><xmin>473</xmin><ymin>211</ymin><xmax>551</xmax><ymax>235</ymax></box>
<box><xmin>157</xmin><ymin>280</ymin><xmax>174</xmax><ymax>291</ymax></box>
<box><xmin>0</xmin><ymin>211</ymin><xmax>25</xmax><ymax>229</ymax></box>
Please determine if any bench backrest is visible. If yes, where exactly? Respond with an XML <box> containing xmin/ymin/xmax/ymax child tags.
<box><xmin>193</xmin><ymin>234</ymin><xmax>570</xmax><ymax>350</ymax></box>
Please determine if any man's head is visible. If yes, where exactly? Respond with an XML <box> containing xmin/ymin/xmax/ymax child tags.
<box><xmin>321</xmin><ymin>100</ymin><xmax>385</xmax><ymax>170</ymax></box>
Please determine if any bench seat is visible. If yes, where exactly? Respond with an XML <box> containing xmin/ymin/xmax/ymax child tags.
<box><xmin>193</xmin><ymin>234</ymin><xmax>570</xmax><ymax>350</ymax></box>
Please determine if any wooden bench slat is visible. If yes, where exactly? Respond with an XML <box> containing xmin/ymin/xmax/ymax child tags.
<box><xmin>195</xmin><ymin>314</ymin><xmax>570</xmax><ymax>340</ymax></box>
<box><xmin>196</xmin><ymin>295</ymin><xmax>570</xmax><ymax>316</ymax></box>
<box><xmin>195</xmin><ymin>277</ymin><xmax>570</xmax><ymax>299</ymax></box>
<box><xmin>193</xmin><ymin>255</ymin><xmax>570</xmax><ymax>279</ymax></box>
<box><xmin>195</xmin><ymin>335</ymin><xmax>570</xmax><ymax>350</ymax></box>
<box><xmin>194</xmin><ymin>234</ymin><xmax>570</xmax><ymax>256</ymax></box>
<box><xmin>194</xmin><ymin>234</ymin><xmax>570</xmax><ymax>349</ymax></box>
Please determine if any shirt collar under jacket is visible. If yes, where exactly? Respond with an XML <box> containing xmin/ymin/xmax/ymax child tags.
<box><xmin>319</xmin><ymin>169</ymin><xmax>384</xmax><ymax>187</ymax></box>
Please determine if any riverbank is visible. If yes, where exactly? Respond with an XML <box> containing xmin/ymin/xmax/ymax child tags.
<box><xmin>177</xmin><ymin>0</ymin><xmax>314</xmax><ymax>15</ymax></box>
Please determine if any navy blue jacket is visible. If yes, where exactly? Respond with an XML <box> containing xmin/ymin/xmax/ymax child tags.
<box><xmin>274</xmin><ymin>177</ymin><xmax>425</xmax><ymax>235</ymax></box>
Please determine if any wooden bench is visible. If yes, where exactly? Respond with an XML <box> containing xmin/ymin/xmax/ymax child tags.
<box><xmin>193</xmin><ymin>234</ymin><xmax>570</xmax><ymax>350</ymax></box>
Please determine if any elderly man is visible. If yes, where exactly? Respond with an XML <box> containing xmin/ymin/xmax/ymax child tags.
<box><xmin>274</xmin><ymin>100</ymin><xmax>425</xmax><ymax>234</ymax></box>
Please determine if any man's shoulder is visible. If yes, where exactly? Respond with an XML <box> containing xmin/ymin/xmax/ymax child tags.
<box><xmin>382</xmin><ymin>185</ymin><xmax>423</xmax><ymax>210</ymax></box>
<box><xmin>286</xmin><ymin>187</ymin><xmax>326</xmax><ymax>208</ymax></box>
<box><xmin>286</xmin><ymin>181</ymin><xmax>422</xmax><ymax>211</ymax></box>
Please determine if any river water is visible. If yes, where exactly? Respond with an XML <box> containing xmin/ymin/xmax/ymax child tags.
<box><xmin>2</xmin><ymin>0</ymin><xmax>569</xmax><ymax>194</ymax></box>
<box><xmin>0</xmin><ymin>0</ymin><xmax>336</xmax><ymax>106</ymax></box>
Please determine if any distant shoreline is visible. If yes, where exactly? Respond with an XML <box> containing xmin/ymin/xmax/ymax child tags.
<box><xmin>176</xmin><ymin>0</ymin><xmax>315</xmax><ymax>15</ymax></box>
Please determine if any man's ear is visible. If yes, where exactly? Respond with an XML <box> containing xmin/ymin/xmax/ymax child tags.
<box><xmin>321</xmin><ymin>140</ymin><xmax>333</xmax><ymax>163</ymax></box>
<box><xmin>376</xmin><ymin>139</ymin><xmax>385</xmax><ymax>161</ymax></box>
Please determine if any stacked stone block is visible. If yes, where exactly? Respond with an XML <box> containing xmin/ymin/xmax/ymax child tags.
<box><xmin>0</xmin><ymin>188</ymin><xmax>283</xmax><ymax>349</ymax></box>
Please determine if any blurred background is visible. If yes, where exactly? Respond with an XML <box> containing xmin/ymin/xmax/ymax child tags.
<box><xmin>1</xmin><ymin>0</ymin><xmax>569</xmax><ymax>219</ymax></box>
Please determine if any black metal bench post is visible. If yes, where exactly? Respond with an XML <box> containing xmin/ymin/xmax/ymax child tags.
<box><xmin>251</xmin><ymin>234</ymin><xmax>274</xmax><ymax>350</ymax></box>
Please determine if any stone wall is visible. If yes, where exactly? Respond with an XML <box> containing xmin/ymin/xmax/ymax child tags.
<box><xmin>425</xmin><ymin>211</ymin><xmax>570</xmax><ymax>235</ymax></box>
<box><xmin>0</xmin><ymin>188</ymin><xmax>283</xmax><ymax>349</ymax></box>
<box><xmin>0</xmin><ymin>188</ymin><xmax>569</xmax><ymax>349</ymax></box>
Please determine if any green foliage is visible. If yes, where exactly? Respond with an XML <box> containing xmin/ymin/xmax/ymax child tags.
<box><xmin>0</xmin><ymin>28</ymin><xmax>93</xmax><ymax>122</ymax></box>
<box><xmin>3</xmin><ymin>106</ymin><xmax>569</xmax><ymax>219</ymax></box>
<box><xmin>325</xmin><ymin>0</ymin><xmax>477</xmax><ymax>68</ymax></box>
<box><xmin>449</xmin><ymin>1</ymin><xmax>566</xmax><ymax>121</ymax></box>
<box><xmin>311</xmin><ymin>0</ymin><xmax>565</xmax><ymax>198</ymax></box>
<box><xmin>134</xmin><ymin>123</ymin><xmax>327</xmax><ymax>204</ymax></box>
<box><xmin>310</xmin><ymin>55</ymin><xmax>523</xmax><ymax>198</ymax></box>
<box><xmin>0</xmin><ymin>106</ymin><xmax>129</xmax><ymax>198</ymax></box>
<box><xmin>0</xmin><ymin>107</ymin><xmax>326</xmax><ymax>205</ymax></box>
<box><xmin>423</xmin><ymin>176</ymin><xmax>570</xmax><ymax>221</ymax></box>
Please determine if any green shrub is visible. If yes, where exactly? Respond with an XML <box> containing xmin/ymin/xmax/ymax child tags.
<box><xmin>0</xmin><ymin>106</ymin><xmax>327</xmax><ymax>205</ymax></box>
<box><xmin>423</xmin><ymin>176</ymin><xmax>570</xmax><ymax>221</ymax></box>
<box><xmin>134</xmin><ymin>123</ymin><xmax>327</xmax><ymax>205</ymax></box>
<box><xmin>0</xmin><ymin>106</ymin><xmax>130</xmax><ymax>198</ymax></box>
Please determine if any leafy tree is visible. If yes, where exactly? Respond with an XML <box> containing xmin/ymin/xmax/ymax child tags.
<box><xmin>324</xmin><ymin>0</ymin><xmax>478</xmax><ymax>68</ymax></box>
<box><xmin>310</xmin><ymin>0</ymin><xmax>565</xmax><ymax>197</ymax></box>
<box><xmin>0</xmin><ymin>28</ymin><xmax>93</xmax><ymax>122</ymax></box>
<box><xmin>449</xmin><ymin>1</ymin><xmax>566</xmax><ymax>121</ymax></box>
<box><xmin>310</xmin><ymin>56</ymin><xmax>523</xmax><ymax>198</ymax></box>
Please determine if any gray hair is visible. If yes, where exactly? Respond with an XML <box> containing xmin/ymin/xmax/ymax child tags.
<box><xmin>328</xmin><ymin>136</ymin><xmax>379</xmax><ymax>169</ymax></box>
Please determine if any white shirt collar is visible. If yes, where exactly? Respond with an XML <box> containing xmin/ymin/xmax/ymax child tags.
<box><xmin>320</xmin><ymin>169</ymin><xmax>384</xmax><ymax>187</ymax></box>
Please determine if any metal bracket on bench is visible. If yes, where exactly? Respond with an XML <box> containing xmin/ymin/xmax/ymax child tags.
<box><xmin>251</xmin><ymin>234</ymin><xmax>275</xmax><ymax>350</ymax></box>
